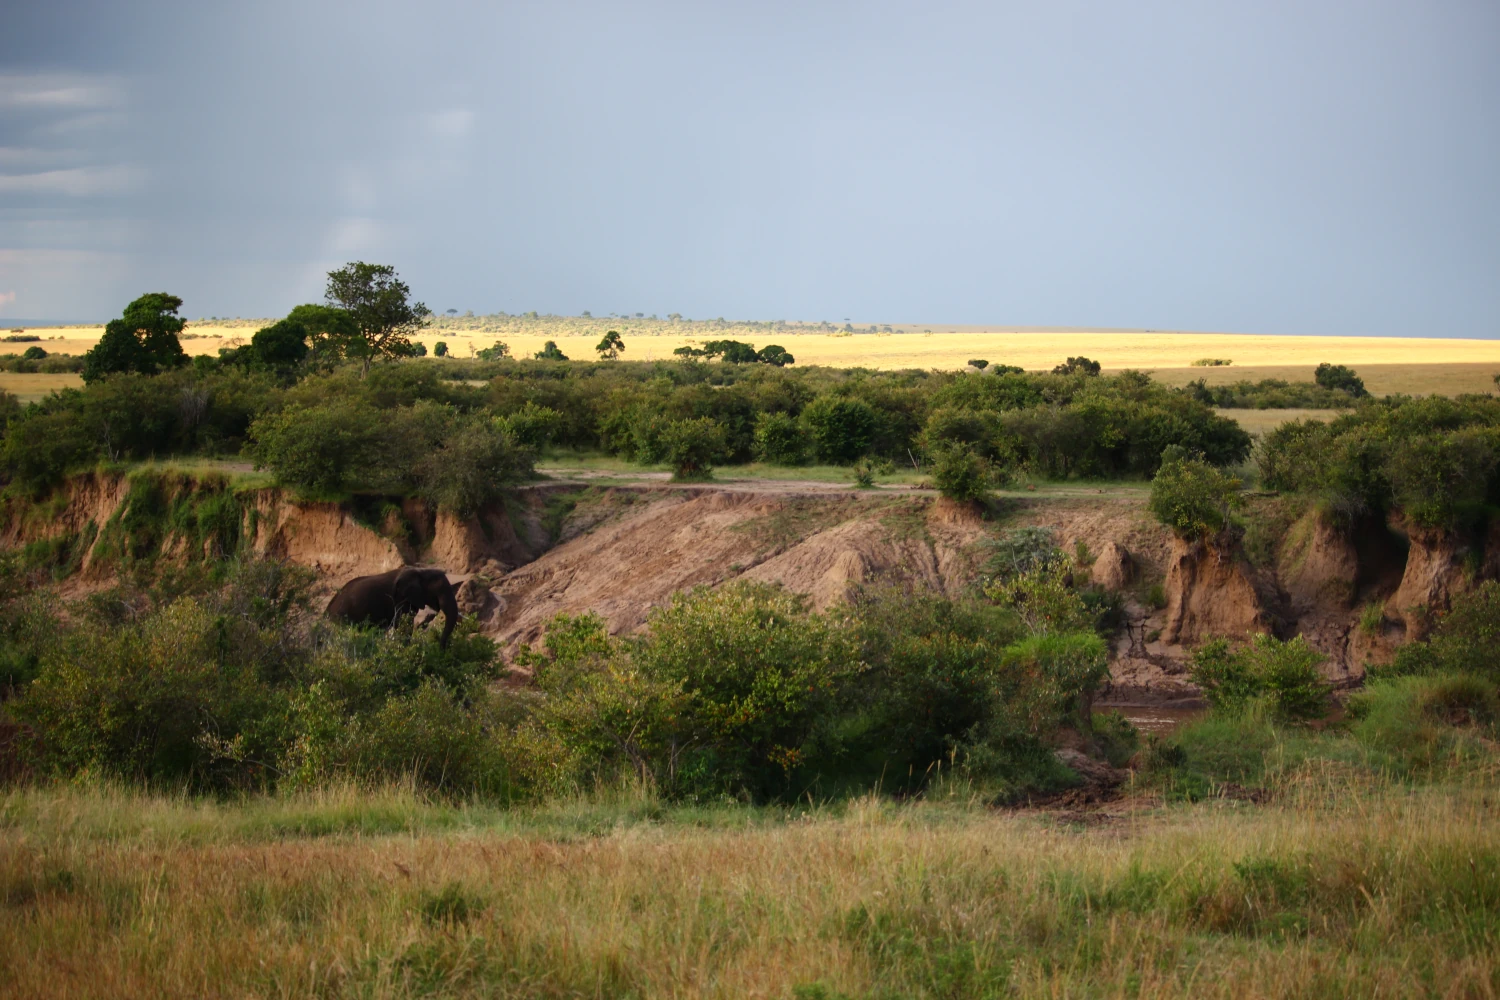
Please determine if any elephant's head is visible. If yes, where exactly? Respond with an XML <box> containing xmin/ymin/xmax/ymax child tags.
<box><xmin>393</xmin><ymin>567</ymin><xmax>460</xmax><ymax>648</ymax></box>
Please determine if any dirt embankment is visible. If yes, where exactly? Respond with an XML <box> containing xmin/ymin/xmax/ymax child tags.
<box><xmin>12</xmin><ymin>473</ymin><xmax>1500</xmax><ymax>702</ymax></box>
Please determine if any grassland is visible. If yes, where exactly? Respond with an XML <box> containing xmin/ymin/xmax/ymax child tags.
<box><xmin>1215</xmin><ymin>408</ymin><xmax>1339</xmax><ymax>437</ymax></box>
<box><xmin>0</xmin><ymin>372</ymin><xmax>82</xmax><ymax>402</ymax></box>
<box><xmin>2</xmin><ymin>771</ymin><xmax>1496</xmax><ymax>999</ymax></box>
<box><xmin>14</xmin><ymin>319</ymin><xmax>1500</xmax><ymax>381</ymax></box>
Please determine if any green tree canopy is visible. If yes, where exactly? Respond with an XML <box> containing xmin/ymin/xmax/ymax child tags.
<box><xmin>534</xmin><ymin>340</ymin><xmax>569</xmax><ymax>361</ymax></box>
<box><xmin>82</xmin><ymin>293</ymin><xmax>190</xmax><ymax>383</ymax></box>
<box><xmin>595</xmin><ymin>330</ymin><xmax>625</xmax><ymax>360</ymax></box>
<box><xmin>323</xmin><ymin>262</ymin><xmax>431</xmax><ymax>375</ymax></box>
<box><xmin>1314</xmin><ymin>363</ymin><xmax>1368</xmax><ymax>397</ymax></box>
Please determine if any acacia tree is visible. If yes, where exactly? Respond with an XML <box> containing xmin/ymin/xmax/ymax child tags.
<box><xmin>324</xmin><ymin>262</ymin><xmax>431</xmax><ymax>375</ymax></box>
<box><xmin>595</xmin><ymin>330</ymin><xmax>625</xmax><ymax>359</ymax></box>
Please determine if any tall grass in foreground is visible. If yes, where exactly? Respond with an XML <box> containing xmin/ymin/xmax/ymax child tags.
<box><xmin>2</xmin><ymin>775</ymin><xmax>1497</xmax><ymax>999</ymax></box>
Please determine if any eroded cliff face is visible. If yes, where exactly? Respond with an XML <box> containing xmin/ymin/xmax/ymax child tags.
<box><xmin>11</xmin><ymin>472</ymin><xmax>1500</xmax><ymax>702</ymax></box>
<box><xmin>1161</xmin><ymin>536</ymin><xmax>1272</xmax><ymax>647</ymax></box>
<box><xmin>1385</xmin><ymin>520</ymin><xmax>1479</xmax><ymax>640</ymax></box>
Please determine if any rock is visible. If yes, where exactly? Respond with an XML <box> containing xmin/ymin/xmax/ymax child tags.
<box><xmin>454</xmin><ymin>576</ymin><xmax>502</xmax><ymax>623</ymax></box>
<box><xmin>1054</xmin><ymin>748</ymin><xmax>1124</xmax><ymax>788</ymax></box>
<box><xmin>1090</xmin><ymin>541</ymin><xmax>1135</xmax><ymax>589</ymax></box>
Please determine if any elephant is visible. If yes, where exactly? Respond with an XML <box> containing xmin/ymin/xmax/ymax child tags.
<box><xmin>326</xmin><ymin>567</ymin><xmax>460</xmax><ymax>648</ymax></box>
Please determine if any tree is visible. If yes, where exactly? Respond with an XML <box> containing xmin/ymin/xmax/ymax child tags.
<box><xmin>433</xmin><ymin>341</ymin><xmax>448</xmax><ymax>357</ymax></box>
<box><xmin>247</xmin><ymin>319</ymin><xmax>309</xmax><ymax>369</ymax></box>
<box><xmin>285</xmin><ymin>304</ymin><xmax>359</xmax><ymax>369</ymax></box>
<box><xmin>596</xmin><ymin>330</ymin><xmax>625</xmax><ymax>360</ymax></box>
<box><xmin>534</xmin><ymin>340</ymin><xmax>569</xmax><ymax>361</ymax></box>
<box><xmin>323</xmin><ymin>262</ymin><xmax>432</xmax><ymax>375</ymax></box>
<box><xmin>756</xmin><ymin>344</ymin><xmax>795</xmax><ymax>366</ymax></box>
<box><xmin>1314</xmin><ymin>363</ymin><xmax>1368</xmax><ymax>397</ymax></box>
<box><xmin>967</xmin><ymin>359</ymin><xmax>988</xmax><ymax>370</ymax></box>
<box><xmin>21</xmin><ymin>346</ymin><xmax>46</xmax><ymax>361</ymax></box>
<box><xmin>476</xmin><ymin>342</ymin><xmax>511</xmax><ymax>361</ymax></box>
<box><xmin>1052</xmin><ymin>356</ymin><xmax>1101</xmax><ymax>376</ymax></box>
<box><xmin>82</xmin><ymin>293</ymin><xmax>189</xmax><ymax>383</ymax></box>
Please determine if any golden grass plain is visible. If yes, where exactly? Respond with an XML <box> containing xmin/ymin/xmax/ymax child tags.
<box><xmin>8</xmin><ymin>324</ymin><xmax>1500</xmax><ymax>399</ymax></box>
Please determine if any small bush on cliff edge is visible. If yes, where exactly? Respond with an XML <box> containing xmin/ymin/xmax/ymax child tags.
<box><xmin>1148</xmin><ymin>447</ymin><xmax>1243</xmax><ymax>539</ymax></box>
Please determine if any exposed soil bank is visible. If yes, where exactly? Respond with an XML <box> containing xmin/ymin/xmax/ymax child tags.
<box><xmin>10</xmin><ymin>472</ymin><xmax>1500</xmax><ymax>701</ymax></box>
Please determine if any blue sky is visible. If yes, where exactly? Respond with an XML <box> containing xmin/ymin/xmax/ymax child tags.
<box><xmin>1</xmin><ymin>0</ymin><xmax>1496</xmax><ymax>335</ymax></box>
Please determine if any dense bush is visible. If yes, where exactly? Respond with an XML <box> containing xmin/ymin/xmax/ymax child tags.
<box><xmin>1148</xmin><ymin>451</ymin><xmax>1243</xmax><ymax>539</ymax></box>
<box><xmin>1189</xmin><ymin>635</ymin><xmax>1330</xmax><ymax>721</ymax></box>
<box><xmin>929</xmin><ymin>444</ymin><xmax>996</xmax><ymax>503</ymax></box>
<box><xmin>1381</xmin><ymin>581</ymin><xmax>1500</xmax><ymax>681</ymax></box>
<box><xmin>659</xmin><ymin>416</ymin><xmax>727</xmax><ymax>480</ymax></box>
<box><xmin>1181</xmin><ymin>376</ymin><xmax>1362</xmax><ymax>409</ymax></box>
<box><xmin>1258</xmin><ymin>397</ymin><xmax>1500</xmax><ymax>530</ymax></box>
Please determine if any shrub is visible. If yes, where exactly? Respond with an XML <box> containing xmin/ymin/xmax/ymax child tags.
<box><xmin>246</xmin><ymin>401</ymin><xmax>391</xmax><ymax>495</ymax></box>
<box><xmin>1313</xmin><ymin>362</ymin><xmax>1367</xmax><ymax>397</ymax></box>
<box><xmin>1052</xmin><ymin>356</ymin><xmax>1101</xmax><ymax>376</ymax></box>
<box><xmin>967</xmin><ymin>359</ymin><xmax>988</xmax><ymax>370</ymax></box>
<box><xmin>413</xmin><ymin>417</ymin><xmax>533</xmax><ymax>515</ymax></box>
<box><xmin>1190</xmin><ymin>635</ymin><xmax>1330</xmax><ymax>721</ymax></box>
<box><xmin>1148</xmin><ymin>451</ymin><xmax>1243</xmax><ymax>539</ymax></box>
<box><xmin>753</xmin><ymin>411</ymin><xmax>805</xmax><ymax>465</ymax></box>
<box><xmin>1346</xmin><ymin>674</ymin><xmax>1498</xmax><ymax>774</ymax></box>
<box><xmin>433</xmin><ymin>341</ymin><xmax>448</xmax><ymax>357</ymax></box>
<box><xmin>1191</xmin><ymin>358</ymin><xmax>1232</xmax><ymax>367</ymax></box>
<box><xmin>494</xmin><ymin>401</ymin><xmax>563</xmax><ymax>450</ymax></box>
<box><xmin>930</xmin><ymin>444</ymin><xmax>994</xmax><ymax>503</ymax></box>
<box><xmin>533</xmin><ymin>340</ymin><xmax>569</xmax><ymax>361</ymax></box>
<box><xmin>660</xmin><ymin>416</ymin><xmax>727</xmax><ymax>480</ymax></box>
<box><xmin>1384</xmin><ymin>581</ymin><xmax>1500</xmax><ymax>681</ymax></box>
<box><xmin>984</xmin><ymin>526</ymin><xmax>1066</xmax><ymax>579</ymax></box>
<box><xmin>801</xmin><ymin>396</ymin><xmax>879</xmax><ymax>464</ymax></box>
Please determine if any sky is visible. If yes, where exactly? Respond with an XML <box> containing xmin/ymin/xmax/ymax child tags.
<box><xmin>0</xmin><ymin>0</ymin><xmax>1496</xmax><ymax>336</ymax></box>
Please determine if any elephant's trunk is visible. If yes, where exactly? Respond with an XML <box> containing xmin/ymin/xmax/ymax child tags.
<box><xmin>437</xmin><ymin>586</ymin><xmax>460</xmax><ymax>649</ymax></box>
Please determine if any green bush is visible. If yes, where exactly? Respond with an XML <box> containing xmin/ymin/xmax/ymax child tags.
<box><xmin>753</xmin><ymin>411</ymin><xmax>805</xmax><ymax>465</ymax></box>
<box><xmin>1148</xmin><ymin>451</ymin><xmax>1243</xmax><ymax>539</ymax></box>
<box><xmin>1383</xmin><ymin>581</ymin><xmax>1500</xmax><ymax>681</ymax></box>
<box><xmin>801</xmin><ymin>396</ymin><xmax>879</xmax><ymax>464</ymax></box>
<box><xmin>246</xmin><ymin>400</ymin><xmax>392</xmax><ymax>495</ymax></box>
<box><xmin>930</xmin><ymin>444</ymin><xmax>995</xmax><ymax>503</ymax></box>
<box><xmin>1313</xmin><ymin>362</ymin><xmax>1367</xmax><ymax>397</ymax></box>
<box><xmin>413</xmin><ymin>417</ymin><xmax>533</xmax><ymax>515</ymax></box>
<box><xmin>660</xmin><ymin>417</ymin><xmax>727</xmax><ymax>480</ymax></box>
<box><xmin>1190</xmin><ymin>635</ymin><xmax>1330</xmax><ymax>721</ymax></box>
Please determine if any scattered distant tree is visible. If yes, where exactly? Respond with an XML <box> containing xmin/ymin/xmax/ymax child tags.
<box><xmin>445</xmin><ymin>308</ymin><xmax>458</xmax><ymax>316</ymax></box>
<box><xmin>82</xmin><ymin>292</ymin><xmax>190</xmax><ymax>383</ymax></box>
<box><xmin>596</xmin><ymin>330</ymin><xmax>625</xmax><ymax>360</ymax></box>
<box><xmin>434</xmin><ymin>341</ymin><xmax>449</xmax><ymax>357</ymax></box>
<box><xmin>477</xmin><ymin>342</ymin><xmax>511</xmax><ymax>361</ymax></box>
<box><xmin>668</xmin><ymin>313</ymin><xmax>682</xmax><ymax>322</ymax></box>
<box><xmin>967</xmin><ymin>359</ymin><xmax>989</xmax><ymax>370</ymax></box>
<box><xmin>635</xmin><ymin>312</ymin><xmax>644</xmax><ymax>318</ymax></box>
<box><xmin>21</xmin><ymin>346</ymin><xmax>47</xmax><ymax>361</ymax></box>
<box><xmin>756</xmin><ymin>344</ymin><xmax>794</xmax><ymax>366</ymax></box>
<box><xmin>534</xmin><ymin>340</ymin><xmax>569</xmax><ymax>361</ymax></box>
<box><xmin>323</xmin><ymin>261</ymin><xmax>432</xmax><ymax>376</ymax></box>
<box><xmin>1052</xmin><ymin>356</ymin><xmax>1102</xmax><ymax>376</ymax></box>
<box><xmin>1314</xmin><ymin>363</ymin><xmax>1368</xmax><ymax>397</ymax></box>
<box><xmin>581</xmin><ymin>310</ymin><xmax>592</xmax><ymax>318</ymax></box>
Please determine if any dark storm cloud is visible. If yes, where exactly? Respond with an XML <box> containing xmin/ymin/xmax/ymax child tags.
<box><xmin>0</xmin><ymin>0</ymin><xmax>1497</xmax><ymax>336</ymax></box>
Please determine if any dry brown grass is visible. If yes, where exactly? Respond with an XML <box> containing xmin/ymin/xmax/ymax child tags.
<box><xmin>1</xmin><ymin>780</ymin><xmax>1496</xmax><ymax>998</ymax></box>
<box><xmin>0</xmin><ymin>372</ymin><xmax>83</xmax><ymax>402</ymax></box>
<box><xmin>1216</xmin><ymin>408</ymin><xmax>1341</xmax><ymax>437</ymax></box>
<box><xmin>17</xmin><ymin>322</ymin><xmax>1500</xmax><ymax>376</ymax></box>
